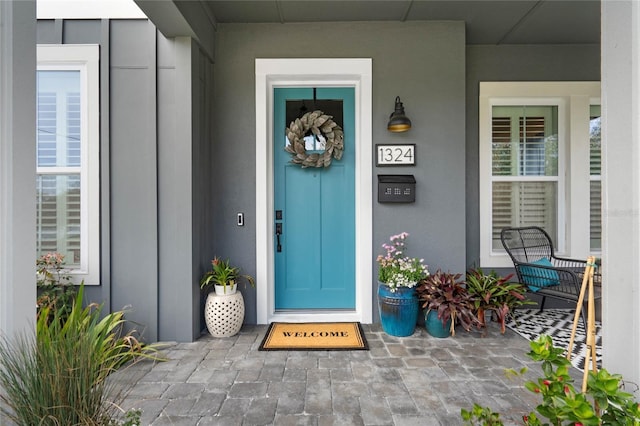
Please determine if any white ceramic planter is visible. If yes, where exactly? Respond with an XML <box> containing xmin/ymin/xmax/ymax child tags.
<box><xmin>204</xmin><ymin>291</ymin><xmax>245</xmax><ymax>337</ymax></box>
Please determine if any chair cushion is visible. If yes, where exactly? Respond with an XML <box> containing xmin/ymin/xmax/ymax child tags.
<box><xmin>520</xmin><ymin>257</ymin><xmax>561</xmax><ymax>292</ymax></box>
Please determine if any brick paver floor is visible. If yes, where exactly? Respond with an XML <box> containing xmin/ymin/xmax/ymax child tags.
<box><xmin>112</xmin><ymin>323</ymin><xmax>582</xmax><ymax>425</ymax></box>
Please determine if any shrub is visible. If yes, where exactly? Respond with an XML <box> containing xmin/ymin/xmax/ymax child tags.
<box><xmin>461</xmin><ymin>335</ymin><xmax>640</xmax><ymax>425</ymax></box>
<box><xmin>36</xmin><ymin>252</ymin><xmax>76</xmax><ymax>324</ymax></box>
<box><xmin>0</xmin><ymin>285</ymin><xmax>164</xmax><ymax>425</ymax></box>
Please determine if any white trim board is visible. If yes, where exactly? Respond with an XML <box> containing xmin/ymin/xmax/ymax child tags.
<box><xmin>37</xmin><ymin>0</ymin><xmax>146</xmax><ymax>19</ymax></box>
<box><xmin>255</xmin><ymin>58</ymin><xmax>373</xmax><ymax>324</ymax></box>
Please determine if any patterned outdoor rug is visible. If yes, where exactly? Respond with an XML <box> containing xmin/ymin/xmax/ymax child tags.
<box><xmin>259</xmin><ymin>322</ymin><xmax>369</xmax><ymax>351</ymax></box>
<box><xmin>506</xmin><ymin>309</ymin><xmax>602</xmax><ymax>371</ymax></box>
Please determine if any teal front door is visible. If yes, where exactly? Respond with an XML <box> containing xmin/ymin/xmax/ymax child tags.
<box><xmin>273</xmin><ymin>87</ymin><xmax>355</xmax><ymax>310</ymax></box>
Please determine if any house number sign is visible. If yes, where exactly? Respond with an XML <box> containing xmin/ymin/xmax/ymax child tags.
<box><xmin>376</xmin><ymin>144</ymin><xmax>416</xmax><ymax>166</ymax></box>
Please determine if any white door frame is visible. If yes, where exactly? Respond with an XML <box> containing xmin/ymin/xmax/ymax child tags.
<box><xmin>255</xmin><ymin>58</ymin><xmax>373</xmax><ymax>324</ymax></box>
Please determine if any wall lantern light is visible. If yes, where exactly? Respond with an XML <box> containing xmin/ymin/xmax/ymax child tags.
<box><xmin>387</xmin><ymin>96</ymin><xmax>411</xmax><ymax>132</ymax></box>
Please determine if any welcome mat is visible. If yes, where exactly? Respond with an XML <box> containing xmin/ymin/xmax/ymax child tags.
<box><xmin>259</xmin><ymin>322</ymin><xmax>368</xmax><ymax>351</ymax></box>
<box><xmin>506</xmin><ymin>309</ymin><xmax>602</xmax><ymax>372</ymax></box>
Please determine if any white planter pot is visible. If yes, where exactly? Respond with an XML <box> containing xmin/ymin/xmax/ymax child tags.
<box><xmin>214</xmin><ymin>283</ymin><xmax>237</xmax><ymax>296</ymax></box>
<box><xmin>204</xmin><ymin>291</ymin><xmax>245</xmax><ymax>337</ymax></box>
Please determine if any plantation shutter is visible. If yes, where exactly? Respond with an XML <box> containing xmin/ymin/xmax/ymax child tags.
<box><xmin>65</xmin><ymin>92</ymin><xmax>81</xmax><ymax>260</ymax></box>
<box><xmin>491</xmin><ymin>107</ymin><xmax>558</xmax><ymax>250</ymax></box>
<box><xmin>590</xmin><ymin>106</ymin><xmax>602</xmax><ymax>251</ymax></box>
<box><xmin>491</xmin><ymin>116</ymin><xmax>513</xmax><ymax>246</ymax></box>
<box><xmin>36</xmin><ymin>90</ymin><xmax>59</xmax><ymax>255</ymax></box>
<box><xmin>36</xmin><ymin>71</ymin><xmax>82</xmax><ymax>267</ymax></box>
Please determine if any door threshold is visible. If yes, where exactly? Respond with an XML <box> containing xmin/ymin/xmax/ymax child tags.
<box><xmin>275</xmin><ymin>309</ymin><xmax>356</xmax><ymax>313</ymax></box>
<box><xmin>268</xmin><ymin>310</ymin><xmax>366</xmax><ymax>324</ymax></box>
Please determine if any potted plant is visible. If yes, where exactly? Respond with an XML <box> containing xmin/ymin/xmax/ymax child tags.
<box><xmin>200</xmin><ymin>257</ymin><xmax>255</xmax><ymax>296</ymax></box>
<box><xmin>376</xmin><ymin>232</ymin><xmax>429</xmax><ymax>337</ymax></box>
<box><xmin>466</xmin><ymin>268</ymin><xmax>532</xmax><ymax>334</ymax></box>
<box><xmin>200</xmin><ymin>257</ymin><xmax>255</xmax><ymax>338</ymax></box>
<box><xmin>415</xmin><ymin>270</ymin><xmax>478</xmax><ymax>337</ymax></box>
<box><xmin>465</xmin><ymin>267</ymin><xmax>508</xmax><ymax>328</ymax></box>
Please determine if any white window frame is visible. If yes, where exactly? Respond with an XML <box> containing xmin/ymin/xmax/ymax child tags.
<box><xmin>480</xmin><ymin>82</ymin><xmax>601</xmax><ymax>268</ymax></box>
<box><xmin>37</xmin><ymin>44</ymin><xmax>100</xmax><ymax>285</ymax></box>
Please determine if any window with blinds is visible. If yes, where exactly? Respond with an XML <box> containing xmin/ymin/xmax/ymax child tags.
<box><xmin>36</xmin><ymin>70</ymin><xmax>82</xmax><ymax>266</ymax></box>
<box><xmin>590</xmin><ymin>105</ymin><xmax>602</xmax><ymax>252</ymax></box>
<box><xmin>490</xmin><ymin>106</ymin><xmax>559</xmax><ymax>250</ymax></box>
<box><xmin>480</xmin><ymin>81</ymin><xmax>601</xmax><ymax>267</ymax></box>
<box><xmin>37</xmin><ymin>44</ymin><xmax>100</xmax><ymax>284</ymax></box>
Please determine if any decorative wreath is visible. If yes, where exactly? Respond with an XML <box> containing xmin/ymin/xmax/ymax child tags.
<box><xmin>284</xmin><ymin>110</ymin><xmax>344</xmax><ymax>168</ymax></box>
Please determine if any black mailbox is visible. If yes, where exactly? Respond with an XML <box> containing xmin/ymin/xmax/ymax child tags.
<box><xmin>377</xmin><ymin>175</ymin><xmax>416</xmax><ymax>203</ymax></box>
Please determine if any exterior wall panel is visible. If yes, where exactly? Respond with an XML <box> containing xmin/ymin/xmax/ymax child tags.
<box><xmin>156</xmin><ymin>36</ymin><xmax>209</xmax><ymax>342</ymax></box>
<box><xmin>192</xmin><ymin>48</ymin><xmax>216</xmax><ymax>336</ymax></box>
<box><xmin>62</xmin><ymin>19</ymin><xmax>102</xmax><ymax>43</ymax></box>
<box><xmin>0</xmin><ymin>0</ymin><xmax>37</xmax><ymax>341</ymax></box>
<box><xmin>35</xmin><ymin>17</ymin><xmax>211</xmax><ymax>342</ymax></box>
<box><xmin>157</xmin><ymin>35</ymin><xmax>179</xmax><ymax>341</ymax></box>
<box><xmin>109</xmin><ymin>20</ymin><xmax>158</xmax><ymax>341</ymax></box>
<box><xmin>601</xmin><ymin>0</ymin><xmax>640</xmax><ymax>388</ymax></box>
<box><xmin>36</xmin><ymin>19</ymin><xmax>60</xmax><ymax>43</ymax></box>
<box><xmin>213</xmin><ymin>21</ymin><xmax>466</xmax><ymax>324</ymax></box>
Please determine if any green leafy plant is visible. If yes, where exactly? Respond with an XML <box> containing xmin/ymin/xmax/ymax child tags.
<box><xmin>106</xmin><ymin>408</ymin><xmax>142</xmax><ymax>426</ymax></box>
<box><xmin>466</xmin><ymin>268</ymin><xmax>533</xmax><ymax>333</ymax></box>
<box><xmin>0</xmin><ymin>285</ymin><xmax>165</xmax><ymax>425</ymax></box>
<box><xmin>36</xmin><ymin>251</ymin><xmax>77</xmax><ymax>323</ymax></box>
<box><xmin>415</xmin><ymin>270</ymin><xmax>479</xmax><ymax>336</ymax></box>
<box><xmin>461</xmin><ymin>404</ymin><xmax>503</xmax><ymax>425</ymax></box>
<box><xmin>200</xmin><ymin>256</ymin><xmax>255</xmax><ymax>294</ymax></box>
<box><xmin>461</xmin><ymin>335</ymin><xmax>640</xmax><ymax>425</ymax></box>
<box><xmin>376</xmin><ymin>232</ymin><xmax>429</xmax><ymax>292</ymax></box>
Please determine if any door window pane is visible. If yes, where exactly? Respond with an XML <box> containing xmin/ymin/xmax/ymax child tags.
<box><xmin>284</xmin><ymin>99</ymin><xmax>343</xmax><ymax>152</ymax></box>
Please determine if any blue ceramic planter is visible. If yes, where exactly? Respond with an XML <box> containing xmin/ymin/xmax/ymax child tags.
<box><xmin>425</xmin><ymin>309</ymin><xmax>452</xmax><ymax>338</ymax></box>
<box><xmin>377</xmin><ymin>283</ymin><xmax>418</xmax><ymax>337</ymax></box>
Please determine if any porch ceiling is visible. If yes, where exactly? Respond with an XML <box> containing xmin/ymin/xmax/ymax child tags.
<box><xmin>203</xmin><ymin>0</ymin><xmax>600</xmax><ymax>45</ymax></box>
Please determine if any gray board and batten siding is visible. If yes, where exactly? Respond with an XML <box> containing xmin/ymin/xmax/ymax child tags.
<box><xmin>37</xmin><ymin>19</ymin><xmax>215</xmax><ymax>342</ymax></box>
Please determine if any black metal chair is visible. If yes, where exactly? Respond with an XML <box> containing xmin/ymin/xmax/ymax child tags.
<box><xmin>500</xmin><ymin>226</ymin><xmax>601</xmax><ymax>329</ymax></box>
